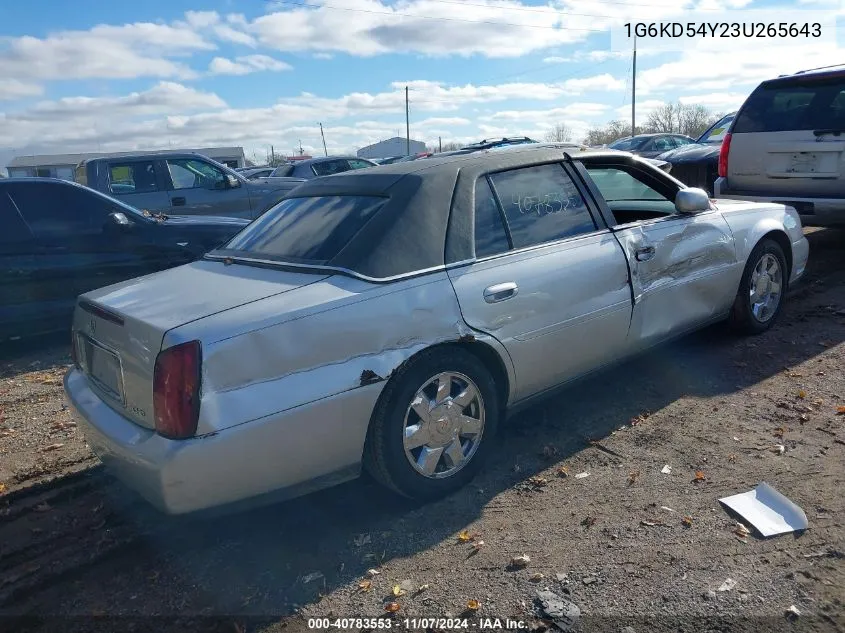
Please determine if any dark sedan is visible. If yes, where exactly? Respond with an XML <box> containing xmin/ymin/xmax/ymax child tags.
<box><xmin>655</xmin><ymin>113</ymin><xmax>737</xmax><ymax>195</ymax></box>
<box><xmin>267</xmin><ymin>156</ymin><xmax>377</xmax><ymax>179</ymax></box>
<box><xmin>0</xmin><ymin>178</ymin><xmax>250</xmax><ymax>342</ymax></box>
<box><xmin>608</xmin><ymin>133</ymin><xmax>697</xmax><ymax>158</ymax></box>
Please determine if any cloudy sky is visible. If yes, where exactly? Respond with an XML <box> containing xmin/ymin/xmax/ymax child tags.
<box><xmin>1</xmin><ymin>0</ymin><xmax>843</xmax><ymax>170</ymax></box>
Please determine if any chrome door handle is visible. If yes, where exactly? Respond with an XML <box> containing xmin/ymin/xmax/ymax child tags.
<box><xmin>483</xmin><ymin>282</ymin><xmax>518</xmax><ymax>303</ymax></box>
<box><xmin>635</xmin><ymin>246</ymin><xmax>656</xmax><ymax>262</ymax></box>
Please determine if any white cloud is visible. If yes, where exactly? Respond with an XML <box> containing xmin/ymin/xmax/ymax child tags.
<box><xmin>209</xmin><ymin>55</ymin><xmax>292</xmax><ymax>75</ymax></box>
<box><xmin>543</xmin><ymin>56</ymin><xmax>572</xmax><ymax>63</ymax></box>
<box><xmin>0</xmin><ymin>79</ymin><xmax>43</xmax><ymax>101</ymax></box>
<box><xmin>677</xmin><ymin>92</ymin><xmax>747</xmax><ymax>111</ymax></box>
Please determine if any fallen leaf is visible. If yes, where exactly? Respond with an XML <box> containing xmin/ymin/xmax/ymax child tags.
<box><xmin>681</xmin><ymin>515</ymin><xmax>693</xmax><ymax>528</ymax></box>
<box><xmin>0</xmin><ymin>483</ymin><xmax>6</xmax><ymax>494</ymax></box>
<box><xmin>694</xmin><ymin>471</ymin><xmax>706</xmax><ymax>482</ymax></box>
<box><xmin>392</xmin><ymin>585</ymin><xmax>406</xmax><ymax>597</ymax></box>
<box><xmin>528</xmin><ymin>476</ymin><xmax>549</xmax><ymax>488</ymax></box>
<box><xmin>472</xmin><ymin>540</ymin><xmax>486</xmax><ymax>550</ymax></box>
<box><xmin>787</xmin><ymin>372</ymin><xmax>803</xmax><ymax>378</ymax></box>
<box><xmin>837</xmin><ymin>406</ymin><xmax>845</xmax><ymax>415</ymax></box>
<box><xmin>799</xmin><ymin>414</ymin><xmax>809</xmax><ymax>424</ymax></box>
<box><xmin>718</xmin><ymin>578</ymin><xmax>737</xmax><ymax>592</ymax></box>
<box><xmin>42</xmin><ymin>443</ymin><xmax>64</xmax><ymax>452</ymax></box>
<box><xmin>785</xmin><ymin>605</ymin><xmax>801</xmax><ymax>619</ymax></box>
<box><xmin>628</xmin><ymin>470</ymin><xmax>640</xmax><ymax>484</ymax></box>
<box><xmin>384</xmin><ymin>602</ymin><xmax>400</xmax><ymax>613</ymax></box>
<box><xmin>728</xmin><ymin>454</ymin><xmax>737</xmax><ymax>462</ymax></box>
<box><xmin>358</xmin><ymin>580</ymin><xmax>372</xmax><ymax>592</ymax></box>
<box><xmin>641</xmin><ymin>520</ymin><xmax>667</xmax><ymax>527</ymax></box>
<box><xmin>772</xmin><ymin>444</ymin><xmax>786</xmax><ymax>455</ymax></box>
<box><xmin>529</xmin><ymin>573</ymin><xmax>544</xmax><ymax>582</ymax></box>
<box><xmin>734</xmin><ymin>523</ymin><xmax>750</xmax><ymax>538</ymax></box>
<box><xmin>458</xmin><ymin>530</ymin><xmax>472</xmax><ymax>543</ymax></box>
<box><xmin>574</xmin><ymin>472</ymin><xmax>590</xmax><ymax>479</ymax></box>
<box><xmin>466</xmin><ymin>599</ymin><xmax>480</xmax><ymax>611</ymax></box>
<box><xmin>661</xmin><ymin>464</ymin><xmax>672</xmax><ymax>474</ymax></box>
<box><xmin>366</xmin><ymin>569</ymin><xmax>381</xmax><ymax>578</ymax></box>
<box><xmin>417</xmin><ymin>584</ymin><xmax>429</xmax><ymax>593</ymax></box>
<box><xmin>798</xmin><ymin>390</ymin><xmax>807</xmax><ymax>399</ymax></box>
<box><xmin>581</xmin><ymin>516</ymin><xmax>596</xmax><ymax>528</ymax></box>
<box><xmin>630</xmin><ymin>411</ymin><xmax>651</xmax><ymax>426</ymax></box>
<box><xmin>774</xmin><ymin>426</ymin><xmax>786</xmax><ymax>438</ymax></box>
<box><xmin>511</xmin><ymin>554</ymin><xmax>531</xmax><ymax>568</ymax></box>
<box><xmin>556</xmin><ymin>466</ymin><xmax>570</xmax><ymax>478</ymax></box>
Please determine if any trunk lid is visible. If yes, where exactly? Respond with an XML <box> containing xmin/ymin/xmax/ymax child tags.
<box><xmin>72</xmin><ymin>259</ymin><xmax>329</xmax><ymax>428</ymax></box>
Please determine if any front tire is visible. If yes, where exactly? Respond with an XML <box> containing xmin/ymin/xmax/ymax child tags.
<box><xmin>729</xmin><ymin>239</ymin><xmax>788</xmax><ymax>335</ymax></box>
<box><xmin>363</xmin><ymin>347</ymin><xmax>500</xmax><ymax>500</ymax></box>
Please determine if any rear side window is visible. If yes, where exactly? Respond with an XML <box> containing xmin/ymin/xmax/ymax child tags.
<box><xmin>312</xmin><ymin>160</ymin><xmax>349</xmax><ymax>176</ymax></box>
<box><xmin>108</xmin><ymin>161</ymin><xmax>158</xmax><ymax>195</ymax></box>
<box><xmin>489</xmin><ymin>164</ymin><xmax>596</xmax><ymax>250</ymax></box>
<box><xmin>5</xmin><ymin>182</ymin><xmax>114</xmax><ymax>237</ymax></box>
<box><xmin>474</xmin><ymin>178</ymin><xmax>510</xmax><ymax>258</ymax></box>
<box><xmin>271</xmin><ymin>165</ymin><xmax>294</xmax><ymax>177</ymax></box>
<box><xmin>221</xmin><ymin>196</ymin><xmax>386</xmax><ymax>264</ymax></box>
<box><xmin>733</xmin><ymin>76</ymin><xmax>845</xmax><ymax>133</ymax></box>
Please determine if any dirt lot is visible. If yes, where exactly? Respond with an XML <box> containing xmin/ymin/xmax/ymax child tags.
<box><xmin>1</xmin><ymin>229</ymin><xmax>844</xmax><ymax>633</ymax></box>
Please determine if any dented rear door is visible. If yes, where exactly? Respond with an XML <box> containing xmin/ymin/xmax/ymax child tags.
<box><xmin>613</xmin><ymin>211</ymin><xmax>738</xmax><ymax>348</ymax></box>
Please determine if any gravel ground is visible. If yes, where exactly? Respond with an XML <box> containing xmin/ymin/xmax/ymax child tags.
<box><xmin>0</xmin><ymin>228</ymin><xmax>843</xmax><ymax>633</ymax></box>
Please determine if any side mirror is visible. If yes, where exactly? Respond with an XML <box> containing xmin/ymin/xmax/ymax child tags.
<box><xmin>675</xmin><ymin>188</ymin><xmax>711</xmax><ymax>214</ymax></box>
<box><xmin>226</xmin><ymin>174</ymin><xmax>241</xmax><ymax>189</ymax></box>
<box><xmin>105</xmin><ymin>212</ymin><xmax>133</xmax><ymax>233</ymax></box>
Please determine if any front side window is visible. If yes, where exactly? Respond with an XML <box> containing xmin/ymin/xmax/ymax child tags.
<box><xmin>585</xmin><ymin>167</ymin><xmax>671</xmax><ymax>202</ymax></box>
<box><xmin>347</xmin><ymin>159</ymin><xmax>374</xmax><ymax>170</ymax></box>
<box><xmin>5</xmin><ymin>183</ymin><xmax>114</xmax><ymax>237</ymax></box>
<box><xmin>473</xmin><ymin>178</ymin><xmax>510</xmax><ymax>258</ymax></box>
<box><xmin>649</xmin><ymin>137</ymin><xmax>674</xmax><ymax>152</ymax></box>
<box><xmin>0</xmin><ymin>190</ymin><xmax>33</xmax><ymax>243</ymax></box>
<box><xmin>166</xmin><ymin>159</ymin><xmax>226</xmax><ymax>190</ymax></box>
<box><xmin>699</xmin><ymin>114</ymin><xmax>735</xmax><ymax>143</ymax></box>
<box><xmin>108</xmin><ymin>161</ymin><xmax>158</xmax><ymax>195</ymax></box>
<box><xmin>220</xmin><ymin>195</ymin><xmax>386</xmax><ymax>264</ymax></box>
<box><xmin>489</xmin><ymin>164</ymin><xmax>596</xmax><ymax>250</ymax></box>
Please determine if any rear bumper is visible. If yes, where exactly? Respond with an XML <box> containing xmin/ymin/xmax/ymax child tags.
<box><xmin>64</xmin><ymin>368</ymin><xmax>377</xmax><ymax>514</ymax></box>
<box><xmin>714</xmin><ymin>178</ymin><xmax>845</xmax><ymax>226</ymax></box>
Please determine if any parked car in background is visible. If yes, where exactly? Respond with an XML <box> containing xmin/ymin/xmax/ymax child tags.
<box><xmin>237</xmin><ymin>167</ymin><xmax>275</xmax><ymax>179</ymax></box>
<box><xmin>269</xmin><ymin>156</ymin><xmax>377</xmax><ymax>179</ymax></box>
<box><xmin>609</xmin><ymin>134</ymin><xmax>698</xmax><ymax>158</ymax></box>
<box><xmin>0</xmin><ymin>178</ymin><xmax>249</xmax><ymax>342</ymax></box>
<box><xmin>75</xmin><ymin>152</ymin><xmax>305</xmax><ymax>220</ymax></box>
<box><xmin>655</xmin><ymin>113</ymin><xmax>736</xmax><ymax>195</ymax></box>
<box><xmin>373</xmin><ymin>156</ymin><xmax>405</xmax><ymax>165</ymax></box>
<box><xmin>64</xmin><ymin>146</ymin><xmax>807</xmax><ymax>514</ymax></box>
<box><xmin>715</xmin><ymin>65</ymin><xmax>845</xmax><ymax>227</ymax></box>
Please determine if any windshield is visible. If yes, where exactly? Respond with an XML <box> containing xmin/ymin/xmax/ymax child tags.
<box><xmin>608</xmin><ymin>137</ymin><xmax>649</xmax><ymax>151</ymax></box>
<box><xmin>217</xmin><ymin>195</ymin><xmax>386</xmax><ymax>264</ymax></box>
<box><xmin>734</xmin><ymin>75</ymin><xmax>845</xmax><ymax>133</ymax></box>
<box><xmin>698</xmin><ymin>113</ymin><xmax>736</xmax><ymax>143</ymax></box>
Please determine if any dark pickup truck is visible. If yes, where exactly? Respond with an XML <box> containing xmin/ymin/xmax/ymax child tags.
<box><xmin>75</xmin><ymin>152</ymin><xmax>305</xmax><ymax>220</ymax></box>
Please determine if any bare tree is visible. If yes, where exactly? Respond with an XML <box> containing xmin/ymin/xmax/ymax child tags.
<box><xmin>643</xmin><ymin>102</ymin><xmax>719</xmax><ymax>138</ymax></box>
<box><xmin>582</xmin><ymin>120</ymin><xmax>632</xmax><ymax>146</ymax></box>
<box><xmin>439</xmin><ymin>141</ymin><xmax>465</xmax><ymax>152</ymax></box>
<box><xmin>544</xmin><ymin>123</ymin><xmax>573</xmax><ymax>143</ymax></box>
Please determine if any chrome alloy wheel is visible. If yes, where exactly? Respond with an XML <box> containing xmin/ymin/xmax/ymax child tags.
<box><xmin>402</xmin><ymin>371</ymin><xmax>486</xmax><ymax>479</ymax></box>
<box><xmin>749</xmin><ymin>253</ymin><xmax>783</xmax><ymax>323</ymax></box>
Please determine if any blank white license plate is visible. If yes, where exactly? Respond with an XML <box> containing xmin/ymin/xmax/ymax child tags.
<box><xmin>81</xmin><ymin>337</ymin><xmax>124</xmax><ymax>401</ymax></box>
<box><xmin>788</xmin><ymin>153</ymin><xmax>819</xmax><ymax>173</ymax></box>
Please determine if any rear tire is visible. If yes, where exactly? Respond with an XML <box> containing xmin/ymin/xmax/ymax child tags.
<box><xmin>729</xmin><ymin>239</ymin><xmax>788</xmax><ymax>335</ymax></box>
<box><xmin>363</xmin><ymin>347</ymin><xmax>499</xmax><ymax>500</ymax></box>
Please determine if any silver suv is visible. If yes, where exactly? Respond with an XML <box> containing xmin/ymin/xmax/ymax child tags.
<box><xmin>714</xmin><ymin>65</ymin><xmax>845</xmax><ymax>227</ymax></box>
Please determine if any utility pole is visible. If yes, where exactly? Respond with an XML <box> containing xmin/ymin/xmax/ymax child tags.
<box><xmin>299</xmin><ymin>140</ymin><xmax>304</xmax><ymax>156</ymax></box>
<box><xmin>319</xmin><ymin>123</ymin><xmax>328</xmax><ymax>156</ymax></box>
<box><xmin>631</xmin><ymin>34</ymin><xmax>637</xmax><ymax>136</ymax></box>
<box><xmin>405</xmin><ymin>86</ymin><xmax>410</xmax><ymax>155</ymax></box>
<box><xmin>439</xmin><ymin>136</ymin><xmax>442</xmax><ymax>153</ymax></box>
<box><xmin>271</xmin><ymin>145</ymin><xmax>275</xmax><ymax>164</ymax></box>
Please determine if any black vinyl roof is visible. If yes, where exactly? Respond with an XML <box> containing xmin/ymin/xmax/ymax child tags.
<box><xmin>215</xmin><ymin>146</ymin><xmax>616</xmax><ymax>280</ymax></box>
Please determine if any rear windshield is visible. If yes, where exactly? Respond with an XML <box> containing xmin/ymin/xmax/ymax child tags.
<box><xmin>608</xmin><ymin>137</ymin><xmax>649</xmax><ymax>151</ymax></box>
<box><xmin>218</xmin><ymin>195</ymin><xmax>386</xmax><ymax>264</ymax></box>
<box><xmin>733</xmin><ymin>76</ymin><xmax>845</xmax><ymax>133</ymax></box>
<box><xmin>271</xmin><ymin>165</ymin><xmax>294</xmax><ymax>177</ymax></box>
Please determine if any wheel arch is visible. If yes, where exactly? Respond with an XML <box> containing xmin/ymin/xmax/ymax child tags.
<box><xmin>756</xmin><ymin>229</ymin><xmax>793</xmax><ymax>280</ymax></box>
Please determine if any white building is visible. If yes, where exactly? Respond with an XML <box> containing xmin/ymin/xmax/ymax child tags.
<box><xmin>6</xmin><ymin>146</ymin><xmax>247</xmax><ymax>180</ymax></box>
<box><xmin>357</xmin><ymin>137</ymin><xmax>427</xmax><ymax>160</ymax></box>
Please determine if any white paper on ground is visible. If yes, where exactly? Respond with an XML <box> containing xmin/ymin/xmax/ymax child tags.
<box><xmin>718</xmin><ymin>482</ymin><xmax>808</xmax><ymax>537</ymax></box>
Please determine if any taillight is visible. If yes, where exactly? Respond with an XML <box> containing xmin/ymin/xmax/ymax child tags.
<box><xmin>153</xmin><ymin>341</ymin><xmax>201</xmax><ymax>440</ymax></box>
<box><xmin>718</xmin><ymin>132</ymin><xmax>732</xmax><ymax>178</ymax></box>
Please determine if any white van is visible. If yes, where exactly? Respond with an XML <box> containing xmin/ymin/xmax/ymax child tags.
<box><xmin>714</xmin><ymin>65</ymin><xmax>845</xmax><ymax>227</ymax></box>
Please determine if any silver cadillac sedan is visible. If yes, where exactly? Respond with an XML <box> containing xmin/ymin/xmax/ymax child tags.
<box><xmin>65</xmin><ymin>146</ymin><xmax>809</xmax><ymax>514</ymax></box>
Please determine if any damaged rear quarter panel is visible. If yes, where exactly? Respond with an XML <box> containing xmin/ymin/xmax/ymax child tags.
<box><xmin>165</xmin><ymin>271</ymin><xmax>476</xmax><ymax>436</ymax></box>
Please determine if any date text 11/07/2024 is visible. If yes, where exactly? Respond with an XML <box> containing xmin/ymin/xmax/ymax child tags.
<box><xmin>306</xmin><ymin>617</ymin><xmax>530</xmax><ymax>630</ymax></box>
<box><xmin>623</xmin><ymin>22</ymin><xmax>822</xmax><ymax>39</ymax></box>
